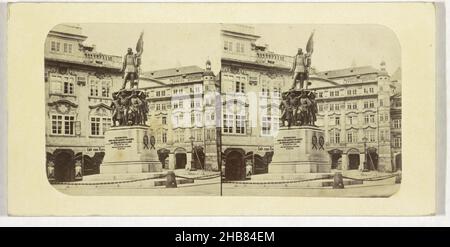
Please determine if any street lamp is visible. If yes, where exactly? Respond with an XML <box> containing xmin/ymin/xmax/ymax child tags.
<box><xmin>362</xmin><ymin>136</ymin><xmax>368</xmax><ymax>172</ymax></box>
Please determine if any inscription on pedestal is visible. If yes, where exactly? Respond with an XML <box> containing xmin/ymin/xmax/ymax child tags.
<box><xmin>108</xmin><ymin>136</ymin><xmax>134</xmax><ymax>150</ymax></box>
<box><xmin>276</xmin><ymin>136</ymin><xmax>303</xmax><ymax>150</ymax></box>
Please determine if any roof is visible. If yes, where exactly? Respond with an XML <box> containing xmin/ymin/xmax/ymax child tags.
<box><xmin>142</xmin><ymin>65</ymin><xmax>205</xmax><ymax>79</ymax></box>
<box><xmin>316</xmin><ymin>66</ymin><xmax>381</xmax><ymax>79</ymax></box>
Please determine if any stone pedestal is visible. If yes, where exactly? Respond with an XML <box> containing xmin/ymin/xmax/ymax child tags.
<box><xmin>101</xmin><ymin>126</ymin><xmax>162</xmax><ymax>174</ymax></box>
<box><xmin>269</xmin><ymin>126</ymin><xmax>330</xmax><ymax>173</ymax></box>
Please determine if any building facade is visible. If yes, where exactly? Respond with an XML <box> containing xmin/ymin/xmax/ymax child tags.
<box><xmin>139</xmin><ymin>61</ymin><xmax>221</xmax><ymax>171</ymax></box>
<box><xmin>220</xmin><ymin>24</ymin><xmax>402</xmax><ymax>179</ymax></box>
<box><xmin>45</xmin><ymin>24</ymin><xmax>122</xmax><ymax>182</ymax></box>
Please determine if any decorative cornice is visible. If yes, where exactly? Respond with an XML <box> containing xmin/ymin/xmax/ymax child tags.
<box><xmin>88</xmin><ymin>103</ymin><xmax>111</xmax><ymax>110</ymax></box>
<box><xmin>47</xmin><ymin>99</ymin><xmax>78</xmax><ymax>108</ymax></box>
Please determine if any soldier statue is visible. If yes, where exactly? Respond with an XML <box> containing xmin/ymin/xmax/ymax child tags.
<box><xmin>121</xmin><ymin>32</ymin><xmax>144</xmax><ymax>89</ymax></box>
<box><xmin>290</xmin><ymin>48</ymin><xmax>311</xmax><ymax>90</ymax></box>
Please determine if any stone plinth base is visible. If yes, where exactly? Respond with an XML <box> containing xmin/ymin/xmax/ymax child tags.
<box><xmin>101</xmin><ymin>125</ymin><xmax>162</xmax><ymax>174</ymax></box>
<box><xmin>269</xmin><ymin>126</ymin><xmax>331</xmax><ymax>174</ymax></box>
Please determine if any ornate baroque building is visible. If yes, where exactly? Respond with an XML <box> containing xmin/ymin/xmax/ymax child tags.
<box><xmin>220</xmin><ymin>24</ymin><xmax>402</xmax><ymax>179</ymax></box>
<box><xmin>45</xmin><ymin>24</ymin><xmax>122</xmax><ymax>182</ymax></box>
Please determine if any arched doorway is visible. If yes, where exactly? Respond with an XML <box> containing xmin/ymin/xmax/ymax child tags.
<box><xmin>328</xmin><ymin>149</ymin><xmax>343</xmax><ymax>169</ymax></box>
<box><xmin>395</xmin><ymin>153</ymin><xmax>402</xmax><ymax>171</ymax></box>
<box><xmin>366</xmin><ymin>147</ymin><xmax>379</xmax><ymax>171</ymax></box>
<box><xmin>53</xmin><ymin>149</ymin><xmax>75</xmax><ymax>182</ymax></box>
<box><xmin>174</xmin><ymin>148</ymin><xmax>187</xmax><ymax>169</ymax></box>
<box><xmin>347</xmin><ymin>148</ymin><xmax>360</xmax><ymax>170</ymax></box>
<box><xmin>224</xmin><ymin>149</ymin><xmax>245</xmax><ymax>181</ymax></box>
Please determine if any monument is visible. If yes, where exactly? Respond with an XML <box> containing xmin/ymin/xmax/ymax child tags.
<box><xmin>101</xmin><ymin>32</ymin><xmax>162</xmax><ymax>174</ymax></box>
<box><xmin>269</xmin><ymin>31</ymin><xmax>331</xmax><ymax>174</ymax></box>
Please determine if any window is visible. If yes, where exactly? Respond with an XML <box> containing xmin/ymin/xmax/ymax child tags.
<box><xmin>393</xmin><ymin>137</ymin><xmax>401</xmax><ymax>148</ymax></box>
<box><xmin>364</xmin><ymin>130</ymin><xmax>376</xmax><ymax>142</ymax></box>
<box><xmin>236</xmin><ymin>43</ymin><xmax>244</xmax><ymax>53</ymax></box>
<box><xmin>51</xmin><ymin>41</ymin><xmax>60</xmax><ymax>52</ymax></box>
<box><xmin>162</xmin><ymin>116</ymin><xmax>167</xmax><ymax>125</ymax></box>
<box><xmin>369</xmin><ymin>101</ymin><xmax>375</xmax><ymax>108</ymax></box>
<box><xmin>330</xmin><ymin>130</ymin><xmax>341</xmax><ymax>144</ymax></box>
<box><xmin>319</xmin><ymin>104</ymin><xmax>323</xmax><ymax>112</ymax></box>
<box><xmin>335</xmin><ymin>116</ymin><xmax>340</xmax><ymax>126</ymax></box>
<box><xmin>156</xmin><ymin>104</ymin><xmax>161</xmax><ymax>111</ymax></box>
<box><xmin>380</xmin><ymin>99</ymin><xmax>384</xmax><ymax>107</ymax></box>
<box><xmin>235</xmin><ymin>81</ymin><xmax>245</xmax><ymax>93</ymax></box>
<box><xmin>393</xmin><ymin>119</ymin><xmax>401</xmax><ymax>129</ymax></box>
<box><xmin>102</xmin><ymin>117</ymin><xmax>111</xmax><ymax>134</ymax></box>
<box><xmin>90</xmin><ymin>117</ymin><xmax>111</xmax><ymax>136</ymax></box>
<box><xmin>261</xmin><ymin>116</ymin><xmax>271</xmax><ymax>135</ymax></box>
<box><xmin>353</xmin><ymin>103</ymin><xmax>357</xmax><ymax>109</ymax></box>
<box><xmin>162</xmin><ymin>131</ymin><xmax>167</xmax><ymax>143</ymax></box>
<box><xmin>364</xmin><ymin>115</ymin><xmax>370</xmax><ymax>124</ymax></box>
<box><xmin>347</xmin><ymin>132</ymin><xmax>353</xmax><ymax>143</ymax></box>
<box><xmin>347</xmin><ymin>89</ymin><xmax>352</xmax><ymax>95</ymax></box>
<box><xmin>364</xmin><ymin>101</ymin><xmax>369</xmax><ymax>109</ymax></box>
<box><xmin>352</xmin><ymin>89</ymin><xmax>357</xmax><ymax>95</ymax></box>
<box><xmin>156</xmin><ymin>91</ymin><xmax>161</xmax><ymax>97</ymax></box>
<box><xmin>51</xmin><ymin>115</ymin><xmax>75</xmax><ymax>135</ymax></box>
<box><xmin>318</xmin><ymin>92</ymin><xmax>323</xmax><ymax>98</ymax></box>
<box><xmin>335</xmin><ymin>91</ymin><xmax>340</xmax><ymax>96</ymax></box>
<box><xmin>369</xmin><ymin>114</ymin><xmax>375</xmax><ymax>123</ymax></box>
<box><xmin>50</xmin><ymin>74</ymin><xmax>74</xmax><ymax>95</ymax></box>
<box><xmin>223</xmin><ymin>114</ymin><xmax>233</xmax><ymax>133</ymax></box>
<box><xmin>235</xmin><ymin>115</ymin><xmax>245</xmax><ymax>134</ymax></box>
<box><xmin>347</xmin><ymin>104</ymin><xmax>352</xmax><ymax>110</ymax></box>
<box><xmin>329</xmin><ymin>104</ymin><xmax>334</xmax><ymax>111</ymax></box>
<box><xmin>369</xmin><ymin>87</ymin><xmax>374</xmax><ymax>93</ymax></box>
<box><xmin>330</xmin><ymin>91</ymin><xmax>334</xmax><ymax>97</ymax></box>
<box><xmin>335</xmin><ymin>104</ymin><xmax>340</xmax><ymax>111</ymax></box>
<box><xmin>89</xmin><ymin>78</ymin><xmax>112</xmax><ymax>98</ymax></box>
<box><xmin>191</xmin><ymin>114</ymin><xmax>195</xmax><ymax>126</ymax></box>
<box><xmin>63</xmin><ymin>43</ymin><xmax>72</xmax><ymax>53</ymax></box>
<box><xmin>347</xmin><ymin>116</ymin><xmax>357</xmax><ymax>125</ymax></box>
<box><xmin>101</xmin><ymin>80</ymin><xmax>111</xmax><ymax>97</ymax></box>
<box><xmin>224</xmin><ymin>41</ymin><xmax>233</xmax><ymax>51</ymax></box>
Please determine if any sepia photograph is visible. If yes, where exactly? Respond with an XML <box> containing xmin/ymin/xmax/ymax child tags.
<box><xmin>219</xmin><ymin>24</ymin><xmax>402</xmax><ymax>197</ymax></box>
<box><xmin>45</xmin><ymin>23</ymin><xmax>222</xmax><ymax>196</ymax></box>
<box><xmin>44</xmin><ymin>22</ymin><xmax>402</xmax><ymax>198</ymax></box>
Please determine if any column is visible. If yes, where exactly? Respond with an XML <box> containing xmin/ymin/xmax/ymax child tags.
<box><xmin>359</xmin><ymin>153</ymin><xmax>365</xmax><ymax>171</ymax></box>
<box><xmin>341</xmin><ymin>154</ymin><xmax>349</xmax><ymax>170</ymax></box>
<box><xmin>186</xmin><ymin>152</ymin><xmax>192</xmax><ymax>170</ymax></box>
<box><xmin>168</xmin><ymin>153</ymin><xmax>175</xmax><ymax>170</ymax></box>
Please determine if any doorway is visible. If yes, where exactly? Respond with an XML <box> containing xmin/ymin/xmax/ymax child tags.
<box><xmin>225</xmin><ymin>151</ymin><xmax>245</xmax><ymax>181</ymax></box>
<box><xmin>348</xmin><ymin>154</ymin><xmax>360</xmax><ymax>170</ymax></box>
<box><xmin>175</xmin><ymin>153</ymin><xmax>187</xmax><ymax>169</ymax></box>
<box><xmin>54</xmin><ymin>150</ymin><xmax>75</xmax><ymax>182</ymax></box>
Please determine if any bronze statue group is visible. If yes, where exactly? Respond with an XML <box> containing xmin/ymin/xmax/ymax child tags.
<box><xmin>110</xmin><ymin>89</ymin><xmax>149</xmax><ymax>127</ymax></box>
<box><xmin>280</xmin><ymin>89</ymin><xmax>318</xmax><ymax>128</ymax></box>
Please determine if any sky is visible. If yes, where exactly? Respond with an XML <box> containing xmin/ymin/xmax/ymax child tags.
<box><xmin>253</xmin><ymin>24</ymin><xmax>401</xmax><ymax>75</ymax></box>
<box><xmin>78</xmin><ymin>23</ymin><xmax>400</xmax><ymax>75</ymax></box>
<box><xmin>79</xmin><ymin>23</ymin><xmax>221</xmax><ymax>73</ymax></box>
